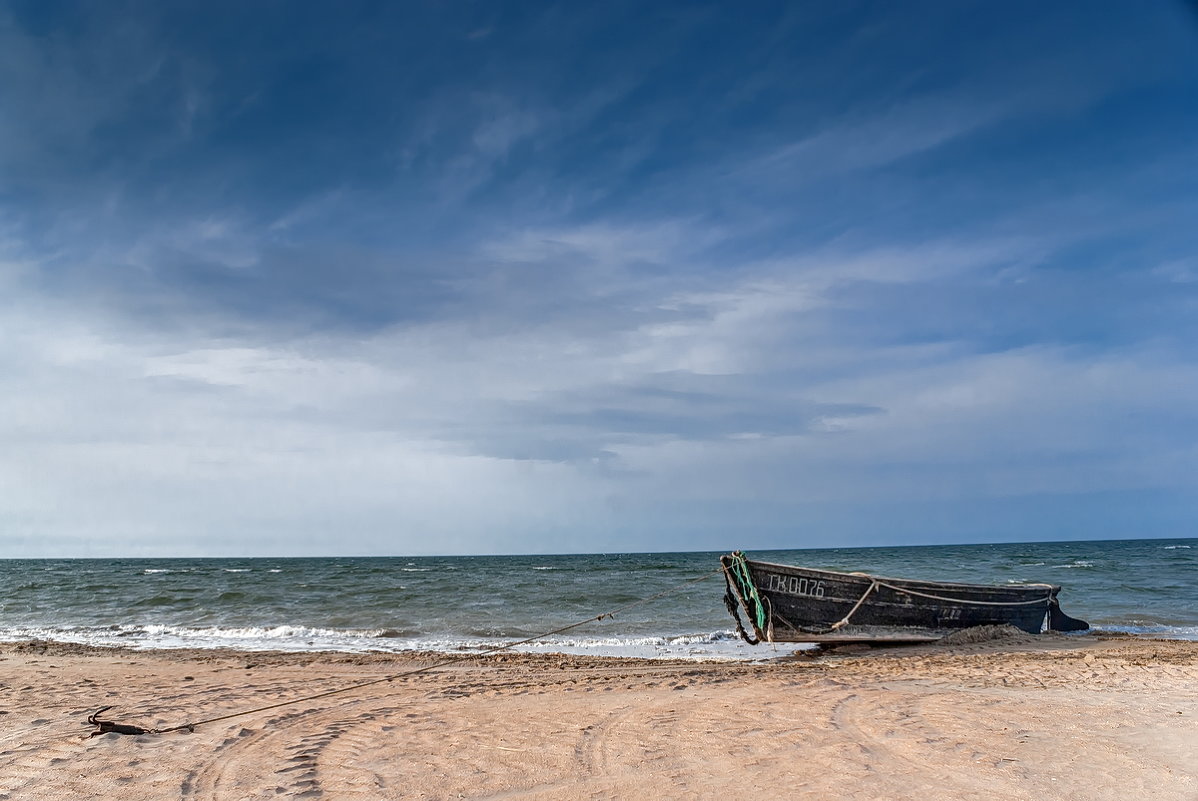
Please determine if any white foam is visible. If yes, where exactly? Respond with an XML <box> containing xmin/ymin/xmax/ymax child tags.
<box><xmin>0</xmin><ymin>625</ymin><xmax>811</xmax><ymax>660</ymax></box>
<box><xmin>0</xmin><ymin>624</ymin><xmax>393</xmax><ymax>654</ymax></box>
<box><xmin>1094</xmin><ymin>624</ymin><xmax>1198</xmax><ymax>641</ymax></box>
<box><xmin>6</xmin><ymin>618</ymin><xmax>1196</xmax><ymax>655</ymax></box>
<box><xmin>515</xmin><ymin>635</ymin><xmax>813</xmax><ymax>661</ymax></box>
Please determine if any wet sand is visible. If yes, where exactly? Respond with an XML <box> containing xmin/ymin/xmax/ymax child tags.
<box><xmin>1</xmin><ymin>634</ymin><xmax>1194</xmax><ymax>800</ymax></box>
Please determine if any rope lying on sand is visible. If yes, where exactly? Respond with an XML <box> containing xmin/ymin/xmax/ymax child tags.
<box><xmin>87</xmin><ymin>567</ymin><xmax>724</xmax><ymax>738</ymax></box>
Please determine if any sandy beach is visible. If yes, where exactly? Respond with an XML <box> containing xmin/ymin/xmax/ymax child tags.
<box><xmin>1</xmin><ymin>634</ymin><xmax>1194</xmax><ymax>800</ymax></box>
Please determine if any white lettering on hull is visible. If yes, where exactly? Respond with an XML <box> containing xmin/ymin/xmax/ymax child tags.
<box><xmin>766</xmin><ymin>573</ymin><xmax>826</xmax><ymax>598</ymax></box>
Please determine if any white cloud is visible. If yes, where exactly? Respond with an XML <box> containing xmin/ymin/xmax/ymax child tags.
<box><xmin>1153</xmin><ymin>258</ymin><xmax>1198</xmax><ymax>284</ymax></box>
<box><xmin>6</xmin><ymin>211</ymin><xmax>1196</xmax><ymax>557</ymax></box>
<box><xmin>0</xmin><ymin>301</ymin><xmax>616</xmax><ymax>556</ymax></box>
<box><xmin>739</xmin><ymin>97</ymin><xmax>1012</xmax><ymax>180</ymax></box>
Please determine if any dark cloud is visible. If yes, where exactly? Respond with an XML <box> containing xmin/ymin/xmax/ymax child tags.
<box><xmin>5</xmin><ymin>0</ymin><xmax>1195</xmax><ymax>341</ymax></box>
<box><xmin>439</xmin><ymin>374</ymin><xmax>884</xmax><ymax>463</ymax></box>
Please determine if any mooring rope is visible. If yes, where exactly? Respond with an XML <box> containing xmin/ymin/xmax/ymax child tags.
<box><xmin>721</xmin><ymin>576</ymin><xmax>758</xmax><ymax>645</ymax></box>
<box><xmin>720</xmin><ymin>552</ymin><xmax>775</xmax><ymax>644</ymax></box>
<box><xmin>724</xmin><ymin>551</ymin><xmax>767</xmax><ymax>632</ymax></box>
<box><xmin>827</xmin><ymin>580</ymin><xmax>880</xmax><ymax>632</ymax></box>
<box><xmin>873</xmin><ymin>580</ymin><xmax>1054</xmax><ymax>607</ymax></box>
<box><xmin>92</xmin><ymin>567</ymin><xmax>724</xmax><ymax>737</ymax></box>
<box><xmin>827</xmin><ymin>578</ymin><xmax>1054</xmax><ymax>631</ymax></box>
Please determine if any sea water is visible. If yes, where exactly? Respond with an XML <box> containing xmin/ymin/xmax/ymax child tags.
<box><xmin>0</xmin><ymin>538</ymin><xmax>1193</xmax><ymax>659</ymax></box>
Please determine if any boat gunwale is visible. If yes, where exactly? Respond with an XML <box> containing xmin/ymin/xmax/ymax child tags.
<box><xmin>740</xmin><ymin>557</ymin><xmax>1059</xmax><ymax>595</ymax></box>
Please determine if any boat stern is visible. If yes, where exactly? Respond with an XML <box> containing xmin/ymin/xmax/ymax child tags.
<box><xmin>1047</xmin><ymin>590</ymin><xmax>1089</xmax><ymax>632</ymax></box>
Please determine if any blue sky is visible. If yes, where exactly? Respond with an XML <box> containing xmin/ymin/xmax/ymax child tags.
<box><xmin>2</xmin><ymin>1</ymin><xmax>1197</xmax><ymax>556</ymax></box>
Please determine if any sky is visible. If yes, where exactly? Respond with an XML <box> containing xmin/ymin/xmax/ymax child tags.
<box><xmin>2</xmin><ymin>1</ymin><xmax>1197</xmax><ymax>557</ymax></box>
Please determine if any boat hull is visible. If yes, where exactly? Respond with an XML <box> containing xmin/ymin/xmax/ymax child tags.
<box><xmin>721</xmin><ymin>555</ymin><xmax>1089</xmax><ymax>642</ymax></box>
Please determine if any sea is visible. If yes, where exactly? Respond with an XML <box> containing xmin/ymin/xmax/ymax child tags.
<box><xmin>1</xmin><ymin>538</ymin><xmax>1194</xmax><ymax>660</ymax></box>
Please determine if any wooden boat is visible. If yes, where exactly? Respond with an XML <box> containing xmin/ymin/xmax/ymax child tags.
<box><xmin>720</xmin><ymin>551</ymin><xmax>1089</xmax><ymax>644</ymax></box>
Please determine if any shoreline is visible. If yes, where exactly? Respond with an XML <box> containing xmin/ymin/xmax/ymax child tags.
<box><xmin>0</xmin><ymin>625</ymin><xmax>1171</xmax><ymax>659</ymax></box>
<box><xmin>4</xmin><ymin>621</ymin><xmax>1193</xmax><ymax>665</ymax></box>
<box><xmin>3</xmin><ymin>634</ymin><xmax>1195</xmax><ymax>799</ymax></box>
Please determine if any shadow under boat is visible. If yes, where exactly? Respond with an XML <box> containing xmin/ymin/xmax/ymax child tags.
<box><xmin>720</xmin><ymin>551</ymin><xmax>1089</xmax><ymax>647</ymax></box>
